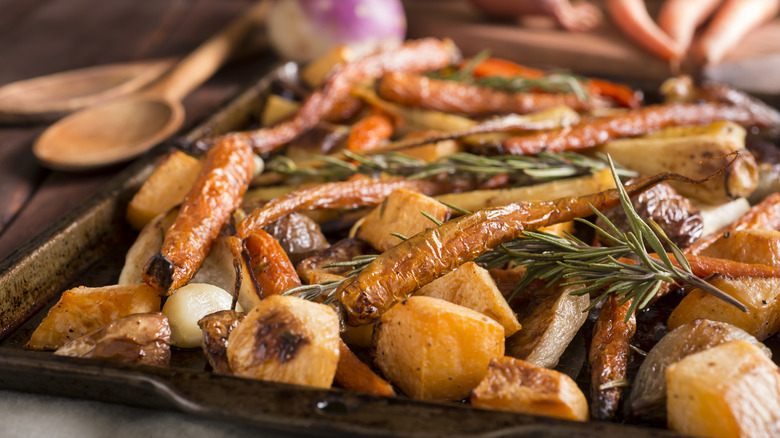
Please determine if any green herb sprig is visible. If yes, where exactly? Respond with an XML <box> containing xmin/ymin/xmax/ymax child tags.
<box><xmin>282</xmin><ymin>255</ymin><xmax>377</xmax><ymax>303</ymax></box>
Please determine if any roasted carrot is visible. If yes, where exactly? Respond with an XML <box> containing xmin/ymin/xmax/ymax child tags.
<box><xmin>334</xmin><ymin>171</ymin><xmax>698</xmax><ymax>326</ymax></box>
<box><xmin>334</xmin><ymin>339</ymin><xmax>395</xmax><ymax>396</ymax></box>
<box><xmin>500</xmin><ymin>102</ymin><xmax>758</xmax><ymax>155</ymax></box>
<box><xmin>657</xmin><ymin>0</ymin><xmax>724</xmax><ymax>53</ymax></box>
<box><xmin>606</xmin><ymin>0</ymin><xmax>684</xmax><ymax>63</ymax></box>
<box><xmin>377</xmin><ymin>72</ymin><xmax>608</xmax><ymax>116</ymax></box>
<box><xmin>589</xmin><ymin>295</ymin><xmax>635</xmax><ymax>421</ymax></box>
<box><xmin>618</xmin><ymin>253</ymin><xmax>780</xmax><ymax>279</ymax></box>
<box><xmin>471</xmin><ymin>57</ymin><xmax>641</xmax><ymax>109</ymax></box>
<box><xmin>143</xmin><ymin>135</ymin><xmax>254</xmax><ymax>294</ymax></box>
<box><xmin>692</xmin><ymin>0</ymin><xmax>780</xmax><ymax>65</ymax></box>
<box><xmin>346</xmin><ymin>110</ymin><xmax>395</xmax><ymax>152</ymax></box>
<box><xmin>244</xmin><ymin>229</ymin><xmax>302</xmax><ymax>298</ymax></box>
<box><xmin>237</xmin><ymin>177</ymin><xmax>458</xmax><ymax>239</ymax></box>
<box><xmin>192</xmin><ymin>38</ymin><xmax>460</xmax><ymax>156</ymax></box>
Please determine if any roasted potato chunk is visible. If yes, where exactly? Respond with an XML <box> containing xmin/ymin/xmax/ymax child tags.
<box><xmin>667</xmin><ymin>341</ymin><xmax>780</xmax><ymax>438</ymax></box>
<box><xmin>373</xmin><ymin>296</ymin><xmax>505</xmax><ymax>401</ymax></box>
<box><xmin>26</xmin><ymin>284</ymin><xmax>161</xmax><ymax>350</ymax></box>
<box><xmin>54</xmin><ymin>312</ymin><xmax>171</xmax><ymax>367</ymax></box>
<box><xmin>198</xmin><ymin>310</ymin><xmax>246</xmax><ymax>375</ymax></box>
<box><xmin>226</xmin><ymin>295</ymin><xmax>340</xmax><ymax>389</ymax></box>
<box><xmin>471</xmin><ymin>356</ymin><xmax>588</xmax><ymax>421</ymax></box>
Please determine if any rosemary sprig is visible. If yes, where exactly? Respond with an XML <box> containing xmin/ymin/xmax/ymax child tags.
<box><xmin>476</xmin><ymin>157</ymin><xmax>748</xmax><ymax>319</ymax></box>
<box><xmin>267</xmin><ymin>151</ymin><xmax>636</xmax><ymax>184</ymax></box>
<box><xmin>282</xmin><ymin>255</ymin><xmax>377</xmax><ymax>303</ymax></box>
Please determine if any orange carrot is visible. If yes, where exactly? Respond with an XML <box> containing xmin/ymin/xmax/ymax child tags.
<box><xmin>334</xmin><ymin>339</ymin><xmax>395</xmax><ymax>396</ymax></box>
<box><xmin>244</xmin><ymin>229</ymin><xmax>302</xmax><ymax>298</ymax></box>
<box><xmin>691</xmin><ymin>0</ymin><xmax>780</xmax><ymax>65</ymax></box>
<box><xmin>346</xmin><ymin>110</ymin><xmax>394</xmax><ymax>152</ymax></box>
<box><xmin>470</xmin><ymin>57</ymin><xmax>641</xmax><ymax>109</ymax></box>
<box><xmin>620</xmin><ymin>253</ymin><xmax>780</xmax><ymax>279</ymax></box>
<box><xmin>606</xmin><ymin>0</ymin><xmax>684</xmax><ymax>63</ymax></box>
<box><xmin>657</xmin><ymin>0</ymin><xmax>724</xmax><ymax>53</ymax></box>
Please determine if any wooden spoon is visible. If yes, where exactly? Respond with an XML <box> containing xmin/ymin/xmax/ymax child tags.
<box><xmin>33</xmin><ymin>0</ymin><xmax>269</xmax><ymax>171</ymax></box>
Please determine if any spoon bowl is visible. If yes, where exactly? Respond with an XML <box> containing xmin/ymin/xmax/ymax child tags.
<box><xmin>33</xmin><ymin>95</ymin><xmax>183</xmax><ymax>171</ymax></box>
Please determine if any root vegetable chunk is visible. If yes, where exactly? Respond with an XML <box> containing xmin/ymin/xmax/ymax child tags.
<box><xmin>471</xmin><ymin>356</ymin><xmax>588</xmax><ymax>421</ymax></box>
<box><xmin>374</xmin><ymin>296</ymin><xmax>505</xmax><ymax>401</ymax></box>
<box><xmin>415</xmin><ymin>261</ymin><xmax>521</xmax><ymax>336</ymax></box>
<box><xmin>666</xmin><ymin>341</ymin><xmax>780</xmax><ymax>438</ymax></box>
<box><xmin>26</xmin><ymin>284</ymin><xmax>161</xmax><ymax>350</ymax></box>
<box><xmin>227</xmin><ymin>295</ymin><xmax>340</xmax><ymax>389</ymax></box>
<box><xmin>357</xmin><ymin>188</ymin><xmax>450</xmax><ymax>252</ymax></box>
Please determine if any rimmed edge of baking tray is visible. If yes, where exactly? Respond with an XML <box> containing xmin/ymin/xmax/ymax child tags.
<box><xmin>0</xmin><ymin>62</ymin><xmax>683</xmax><ymax>438</ymax></box>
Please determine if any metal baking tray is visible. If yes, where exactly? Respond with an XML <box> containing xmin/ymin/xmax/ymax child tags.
<box><xmin>0</xmin><ymin>62</ymin><xmax>682</xmax><ymax>438</ymax></box>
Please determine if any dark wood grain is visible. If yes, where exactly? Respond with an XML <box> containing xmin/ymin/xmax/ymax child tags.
<box><xmin>0</xmin><ymin>0</ymin><xmax>270</xmax><ymax>260</ymax></box>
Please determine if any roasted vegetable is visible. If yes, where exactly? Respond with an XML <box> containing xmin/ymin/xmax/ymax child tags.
<box><xmin>666</xmin><ymin>341</ymin><xmax>780</xmax><ymax>437</ymax></box>
<box><xmin>119</xmin><ymin>208</ymin><xmax>178</xmax><ymax>285</ymax></box>
<box><xmin>627</xmin><ymin>319</ymin><xmax>770</xmax><ymax>423</ymax></box>
<box><xmin>227</xmin><ymin>295</ymin><xmax>340</xmax><ymax>388</ymax></box>
<box><xmin>470</xmin><ymin>356</ymin><xmax>589</xmax><ymax>421</ymax></box>
<box><xmin>55</xmin><ymin>313</ymin><xmax>171</xmax><ymax>367</ymax></box>
<box><xmin>198</xmin><ymin>309</ymin><xmax>246</xmax><ymax>375</ymax></box>
<box><xmin>334</xmin><ymin>339</ymin><xmax>395</xmax><ymax>396</ymax></box>
<box><xmin>162</xmin><ymin>283</ymin><xmax>239</xmax><ymax>349</ymax></box>
<box><xmin>144</xmin><ymin>135</ymin><xmax>255</xmax><ymax>294</ymax></box>
<box><xmin>244</xmin><ymin>229</ymin><xmax>302</xmax><ymax>298</ymax></box>
<box><xmin>26</xmin><ymin>284</ymin><xmax>161</xmax><ymax>350</ymax></box>
<box><xmin>296</xmin><ymin>238</ymin><xmax>372</xmax><ymax>284</ymax></box>
<box><xmin>373</xmin><ymin>296</ymin><xmax>505</xmax><ymax>401</ymax></box>
<box><xmin>263</xmin><ymin>212</ymin><xmax>329</xmax><ymax>265</ymax></box>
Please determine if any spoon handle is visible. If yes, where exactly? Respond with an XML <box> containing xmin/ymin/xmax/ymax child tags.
<box><xmin>147</xmin><ymin>0</ymin><xmax>269</xmax><ymax>100</ymax></box>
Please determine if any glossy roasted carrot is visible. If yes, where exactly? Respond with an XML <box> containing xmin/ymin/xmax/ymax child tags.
<box><xmin>334</xmin><ymin>171</ymin><xmax>696</xmax><ymax>326</ymax></box>
<box><xmin>658</xmin><ymin>0</ymin><xmax>724</xmax><ymax>53</ymax></box>
<box><xmin>471</xmin><ymin>57</ymin><xmax>641</xmax><ymax>109</ymax></box>
<box><xmin>618</xmin><ymin>252</ymin><xmax>780</xmax><ymax>279</ymax></box>
<box><xmin>606</xmin><ymin>0</ymin><xmax>684</xmax><ymax>63</ymax></box>
<box><xmin>500</xmin><ymin>102</ymin><xmax>758</xmax><ymax>155</ymax></box>
<box><xmin>334</xmin><ymin>339</ymin><xmax>395</xmax><ymax>396</ymax></box>
<box><xmin>244</xmin><ymin>229</ymin><xmax>301</xmax><ymax>298</ymax></box>
<box><xmin>377</xmin><ymin>72</ymin><xmax>608</xmax><ymax>116</ymax></box>
<box><xmin>194</xmin><ymin>38</ymin><xmax>460</xmax><ymax>155</ymax></box>
<box><xmin>143</xmin><ymin>135</ymin><xmax>254</xmax><ymax>294</ymax></box>
<box><xmin>237</xmin><ymin>177</ymin><xmax>457</xmax><ymax>239</ymax></box>
<box><xmin>346</xmin><ymin>110</ymin><xmax>394</xmax><ymax>152</ymax></box>
<box><xmin>692</xmin><ymin>0</ymin><xmax>780</xmax><ymax>65</ymax></box>
<box><xmin>589</xmin><ymin>295</ymin><xmax>635</xmax><ymax>421</ymax></box>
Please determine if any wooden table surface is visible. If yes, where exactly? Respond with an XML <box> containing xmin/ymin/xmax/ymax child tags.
<box><xmin>0</xmin><ymin>0</ymin><xmax>274</xmax><ymax>261</ymax></box>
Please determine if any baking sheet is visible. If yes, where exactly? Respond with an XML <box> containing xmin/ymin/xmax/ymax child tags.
<box><xmin>0</xmin><ymin>62</ymin><xmax>684</xmax><ymax>437</ymax></box>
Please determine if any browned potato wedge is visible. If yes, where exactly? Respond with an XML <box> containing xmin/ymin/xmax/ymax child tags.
<box><xmin>506</xmin><ymin>283</ymin><xmax>589</xmax><ymax>368</ymax></box>
<box><xmin>667</xmin><ymin>341</ymin><xmax>780</xmax><ymax>437</ymax></box>
<box><xmin>226</xmin><ymin>295</ymin><xmax>340</xmax><ymax>389</ymax></box>
<box><xmin>435</xmin><ymin>168</ymin><xmax>614</xmax><ymax>214</ymax></box>
<box><xmin>374</xmin><ymin>296</ymin><xmax>505</xmax><ymax>401</ymax></box>
<box><xmin>471</xmin><ymin>356</ymin><xmax>588</xmax><ymax>422</ymax></box>
<box><xmin>26</xmin><ymin>284</ymin><xmax>161</xmax><ymax>350</ymax></box>
<box><xmin>701</xmin><ymin>228</ymin><xmax>780</xmax><ymax>267</ymax></box>
<box><xmin>126</xmin><ymin>151</ymin><xmax>202</xmax><ymax>230</ymax></box>
<box><xmin>415</xmin><ymin>261</ymin><xmax>521</xmax><ymax>336</ymax></box>
<box><xmin>357</xmin><ymin>188</ymin><xmax>450</xmax><ymax>252</ymax></box>
<box><xmin>667</xmin><ymin>275</ymin><xmax>780</xmax><ymax>340</ymax></box>
<box><xmin>54</xmin><ymin>312</ymin><xmax>171</xmax><ymax>367</ymax></box>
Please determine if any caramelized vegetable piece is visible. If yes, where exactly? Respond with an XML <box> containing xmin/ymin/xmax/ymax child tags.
<box><xmin>126</xmin><ymin>151</ymin><xmax>201</xmax><ymax>230</ymax></box>
<box><xmin>143</xmin><ymin>135</ymin><xmax>254</xmax><ymax>294</ymax></box>
<box><xmin>244</xmin><ymin>229</ymin><xmax>302</xmax><ymax>298</ymax></box>
<box><xmin>666</xmin><ymin>341</ymin><xmax>780</xmax><ymax>437</ymax></box>
<box><xmin>296</xmin><ymin>238</ymin><xmax>372</xmax><ymax>284</ymax></box>
<box><xmin>227</xmin><ymin>295</ymin><xmax>340</xmax><ymax>388</ymax></box>
<box><xmin>335</xmin><ymin>171</ymin><xmax>689</xmax><ymax>326</ymax></box>
<box><xmin>334</xmin><ymin>339</ymin><xmax>395</xmax><ymax>396</ymax></box>
<box><xmin>627</xmin><ymin>319</ymin><xmax>770</xmax><ymax>423</ymax></box>
<box><xmin>55</xmin><ymin>313</ymin><xmax>171</xmax><ymax>367</ymax></box>
<box><xmin>26</xmin><ymin>284</ymin><xmax>161</xmax><ymax>350</ymax></box>
<box><xmin>374</xmin><ymin>296</ymin><xmax>504</xmax><ymax>401</ymax></box>
<box><xmin>470</xmin><ymin>356</ymin><xmax>589</xmax><ymax>421</ymax></box>
<box><xmin>162</xmin><ymin>283</ymin><xmax>238</xmax><ymax>349</ymax></box>
<box><xmin>346</xmin><ymin>110</ymin><xmax>394</xmax><ymax>152</ymax></box>
<box><xmin>198</xmin><ymin>309</ymin><xmax>246</xmax><ymax>375</ymax></box>
<box><xmin>263</xmin><ymin>212</ymin><xmax>329</xmax><ymax>265</ymax></box>
<box><xmin>357</xmin><ymin>188</ymin><xmax>451</xmax><ymax>252</ymax></box>
<box><xmin>506</xmin><ymin>283</ymin><xmax>589</xmax><ymax>369</ymax></box>
<box><xmin>415</xmin><ymin>262</ymin><xmax>521</xmax><ymax>337</ymax></box>
<box><xmin>203</xmin><ymin>38</ymin><xmax>460</xmax><ymax>155</ymax></box>
<box><xmin>238</xmin><ymin>177</ymin><xmax>454</xmax><ymax>239</ymax></box>
<box><xmin>119</xmin><ymin>208</ymin><xmax>178</xmax><ymax>285</ymax></box>
<box><xmin>588</xmin><ymin>295</ymin><xmax>636</xmax><ymax>421</ymax></box>
<box><xmin>501</xmin><ymin>102</ymin><xmax>762</xmax><ymax>156</ymax></box>
<box><xmin>377</xmin><ymin>72</ymin><xmax>608</xmax><ymax>116</ymax></box>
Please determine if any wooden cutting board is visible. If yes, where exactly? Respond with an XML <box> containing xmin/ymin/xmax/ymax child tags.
<box><xmin>404</xmin><ymin>0</ymin><xmax>780</xmax><ymax>94</ymax></box>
